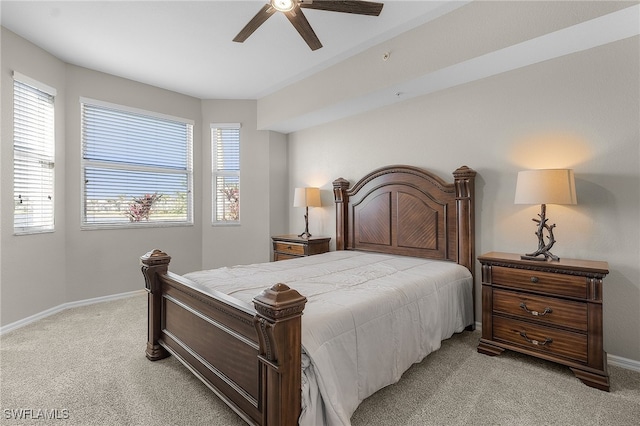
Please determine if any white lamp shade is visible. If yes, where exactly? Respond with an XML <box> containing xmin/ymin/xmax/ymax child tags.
<box><xmin>514</xmin><ymin>169</ymin><xmax>577</xmax><ymax>205</ymax></box>
<box><xmin>293</xmin><ymin>187</ymin><xmax>321</xmax><ymax>208</ymax></box>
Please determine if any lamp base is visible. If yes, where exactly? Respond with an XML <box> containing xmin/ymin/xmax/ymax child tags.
<box><xmin>523</xmin><ymin>203</ymin><xmax>561</xmax><ymax>262</ymax></box>
<box><xmin>298</xmin><ymin>208</ymin><xmax>311</xmax><ymax>238</ymax></box>
<box><xmin>520</xmin><ymin>253</ymin><xmax>558</xmax><ymax>262</ymax></box>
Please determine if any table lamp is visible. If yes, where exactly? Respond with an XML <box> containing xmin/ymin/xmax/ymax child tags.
<box><xmin>514</xmin><ymin>169</ymin><xmax>577</xmax><ymax>261</ymax></box>
<box><xmin>293</xmin><ymin>187</ymin><xmax>321</xmax><ymax>238</ymax></box>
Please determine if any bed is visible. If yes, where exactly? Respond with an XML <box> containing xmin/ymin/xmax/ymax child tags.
<box><xmin>141</xmin><ymin>164</ymin><xmax>476</xmax><ymax>426</ymax></box>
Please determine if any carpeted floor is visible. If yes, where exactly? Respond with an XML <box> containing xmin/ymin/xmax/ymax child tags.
<box><xmin>1</xmin><ymin>293</ymin><xmax>638</xmax><ymax>425</ymax></box>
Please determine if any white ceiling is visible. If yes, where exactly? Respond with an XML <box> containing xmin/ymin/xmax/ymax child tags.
<box><xmin>0</xmin><ymin>0</ymin><xmax>467</xmax><ymax>100</ymax></box>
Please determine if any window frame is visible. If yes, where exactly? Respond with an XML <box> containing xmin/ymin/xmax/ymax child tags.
<box><xmin>80</xmin><ymin>97</ymin><xmax>194</xmax><ymax>230</ymax></box>
<box><xmin>13</xmin><ymin>71</ymin><xmax>57</xmax><ymax>235</ymax></box>
<box><xmin>211</xmin><ymin>123</ymin><xmax>241</xmax><ymax>226</ymax></box>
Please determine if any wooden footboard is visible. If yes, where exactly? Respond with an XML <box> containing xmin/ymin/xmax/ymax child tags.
<box><xmin>141</xmin><ymin>249</ymin><xmax>306</xmax><ymax>426</ymax></box>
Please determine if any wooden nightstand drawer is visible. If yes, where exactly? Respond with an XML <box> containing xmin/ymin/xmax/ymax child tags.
<box><xmin>493</xmin><ymin>289</ymin><xmax>588</xmax><ymax>331</ymax></box>
<box><xmin>271</xmin><ymin>235</ymin><xmax>331</xmax><ymax>261</ymax></box>
<box><xmin>492</xmin><ymin>266</ymin><xmax>587</xmax><ymax>299</ymax></box>
<box><xmin>273</xmin><ymin>242</ymin><xmax>306</xmax><ymax>256</ymax></box>
<box><xmin>274</xmin><ymin>253</ymin><xmax>299</xmax><ymax>261</ymax></box>
<box><xmin>493</xmin><ymin>316</ymin><xmax>587</xmax><ymax>363</ymax></box>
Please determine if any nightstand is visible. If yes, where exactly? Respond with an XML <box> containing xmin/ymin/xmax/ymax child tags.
<box><xmin>271</xmin><ymin>235</ymin><xmax>331</xmax><ymax>261</ymax></box>
<box><xmin>477</xmin><ymin>252</ymin><xmax>610</xmax><ymax>391</ymax></box>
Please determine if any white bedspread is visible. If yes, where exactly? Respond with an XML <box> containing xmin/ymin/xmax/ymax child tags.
<box><xmin>185</xmin><ymin>250</ymin><xmax>473</xmax><ymax>426</ymax></box>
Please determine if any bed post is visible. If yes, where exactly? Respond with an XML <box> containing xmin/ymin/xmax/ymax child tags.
<box><xmin>453</xmin><ymin>166</ymin><xmax>476</xmax><ymax>272</ymax></box>
<box><xmin>253</xmin><ymin>284</ymin><xmax>307</xmax><ymax>426</ymax></box>
<box><xmin>453</xmin><ymin>166</ymin><xmax>477</xmax><ymax>330</ymax></box>
<box><xmin>333</xmin><ymin>177</ymin><xmax>350</xmax><ymax>250</ymax></box>
<box><xmin>141</xmin><ymin>249</ymin><xmax>171</xmax><ymax>361</ymax></box>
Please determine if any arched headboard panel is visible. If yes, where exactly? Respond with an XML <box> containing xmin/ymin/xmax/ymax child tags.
<box><xmin>333</xmin><ymin>165</ymin><xmax>476</xmax><ymax>274</ymax></box>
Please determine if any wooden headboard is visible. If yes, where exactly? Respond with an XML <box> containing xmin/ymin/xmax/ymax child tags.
<box><xmin>332</xmin><ymin>165</ymin><xmax>476</xmax><ymax>274</ymax></box>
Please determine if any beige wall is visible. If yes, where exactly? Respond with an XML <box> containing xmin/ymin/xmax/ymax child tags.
<box><xmin>200</xmin><ymin>100</ymin><xmax>287</xmax><ymax>269</ymax></box>
<box><xmin>1</xmin><ymin>28</ymin><xmax>205</xmax><ymax>323</ymax></box>
<box><xmin>1</xmin><ymin>29</ymin><xmax>287</xmax><ymax>326</ymax></box>
<box><xmin>62</xmin><ymin>65</ymin><xmax>204</xmax><ymax>302</ymax></box>
<box><xmin>268</xmin><ymin>131</ymin><xmax>289</xmax><ymax>245</ymax></box>
<box><xmin>1</xmin><ymin>28</ymin><xmax>68</xmax><ymax>323</ymax></box>
<box><xmin>286</xmin><ymin>35</ymin><xmax>640</xmax><ymax>362</ymax></box>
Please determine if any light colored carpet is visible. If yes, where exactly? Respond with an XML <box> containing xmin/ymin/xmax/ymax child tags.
<box><xmin>1</xmin><ymin>293</ymin><xmax>638</xmax><ymax>425</ymax></box>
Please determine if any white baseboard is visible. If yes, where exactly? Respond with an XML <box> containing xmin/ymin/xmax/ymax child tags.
<box><xmin>472</xmin><ymin>321</ymin><xmax>640</xmax><ymax>373</ymax></box>
<box><xmin>608</xmin><ymin>354</ymin><xmax>640</xmax><ymax>372</ymax></box>
<box><xmin>0</xmin><ymin>290</ymin><xmax>145</xmax><ymax>335</ymax></box>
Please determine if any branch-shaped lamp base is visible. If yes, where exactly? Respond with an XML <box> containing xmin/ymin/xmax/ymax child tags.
<box><xmin>298</xmin><ymin>207</ymin><xmax>312</xmax><ymax>238</ymax></box>
<box><xmin>522</xmin><ymin>204</ymin><xmax>560</xmax><ymax>261</ymax></box>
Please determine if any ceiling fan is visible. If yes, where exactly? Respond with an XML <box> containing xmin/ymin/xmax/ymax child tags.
<box><xmin>233</xmin><ymin>0</ymin><xmax>384</xmax><ymax>51</ymax></box>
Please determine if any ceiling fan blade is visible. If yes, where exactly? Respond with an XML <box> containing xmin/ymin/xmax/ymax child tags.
<box><xmin>285</xmin><ymin>9</ymin><xmax>323</xmax><ymax>51</ymax></box>
<box><xmin>299</xmin><ymin>1</ymin><xmax>384</xmax><ymax>16</ymax></box>
<box><xmin>233</xmin><ymin>4</ymin><xmax>276</xmax><ymax>43</ymax></box>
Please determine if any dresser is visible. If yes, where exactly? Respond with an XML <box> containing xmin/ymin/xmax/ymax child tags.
<box><xmin>477</xmin><ymin>252</ymin><xmax>610</xmax><ymax>391</ymax></box>
<box><xmin>271</xmin><ymin>235</ymin><xmax>331</xmax><ymax>261</ymax></box>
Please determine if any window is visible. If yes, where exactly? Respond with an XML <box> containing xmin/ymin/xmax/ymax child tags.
<box><xmin>13</xmin><ymin>73</ymin><xmax>56</xmax><ymax>234</ymax></box>
<box><xmin>211</xmin><ymin>124</ymin><xmax>240</xmax><ymax>224</ymax></box>
<box><xmin>81</xmin><ymin>99</ymin><xmax>193</xmax><ymax>228</ymax></box>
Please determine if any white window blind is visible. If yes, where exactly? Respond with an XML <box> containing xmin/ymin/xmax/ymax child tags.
<box><xmin>212</xmin><ymin>124</ymin><xmax>240</xmax><ymax>224</ymax></box>
<box><xmin>81</xmin><ymin>100</ymin><xmax>193</xmax><ymax>227</ymax></box>
<box><xmin>13</xmin><ymin>76</ymin><xmax>55</xmax><ymax>234</ymax></box>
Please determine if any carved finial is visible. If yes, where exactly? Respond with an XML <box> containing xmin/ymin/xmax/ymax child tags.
<box><xmin>332</xmin><ymin>177</ymin><xmax>349</xmax><ymax>189</ymax></box>
<box><xmin>453</xmin><ymin>166</ymin><xmax>477</xmax><ymax>178</ymax></box>
<box><xmin>140</xmin><ymin>249</ymin><xmax>171</xmax><ymax>266</ymax></box>
<box><xmin>333</xmin><ymin>178</ymin><xmax>350</xmax><ymax>203</ymax></box>
<box><xmin>271</xmin><ymin>283</ymin><xmax>290</xmax><ymax>292</ymax></box>
<box><xmin>453</xmin><ymin>166</ymin><xmax>476</xmax><ymax>199</ymax></box>
<box><xmin>253</xmin><ymin>283</ymin><xmax>307</xmax><ymax>321</ymax></box>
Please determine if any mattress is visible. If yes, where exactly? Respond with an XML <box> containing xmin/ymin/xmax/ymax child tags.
<box><xmin>185</xmin><ymin>250</ymin><xmax>473</xmax><ymax>426</ymax></box>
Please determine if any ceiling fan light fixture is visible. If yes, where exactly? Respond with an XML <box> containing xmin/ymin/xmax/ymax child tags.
<box><xmin>271</xmin><ymin>0</ymin><xmax>296</xmax><ymax>12</ymax></box>
<box><xmin>234</xmin><ymin>1</ymin><xmax>383</xmax><ymax>50</ymax></box>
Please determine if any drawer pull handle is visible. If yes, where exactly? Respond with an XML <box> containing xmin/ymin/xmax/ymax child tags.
<box><xmin>530</xmin><ymin>276</ymin><xmax>539</xmax><ymax>283</ymax></box>
<box><xmin>519</xmin><ymin>331</ymin><xmax>552</xmax><ymax>346</ymax></box>
<box><xmin>519</xmin><ymin>302</ymin><xmax>552</xmax><ymax>317</ymax></box>
<box><xmin>287</xmin><ymin>245</ymin><xmax>292</xmax><ymax>250</ymax></box>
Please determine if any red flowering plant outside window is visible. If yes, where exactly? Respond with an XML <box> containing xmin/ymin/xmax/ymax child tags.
<box><xmin>219</xmin><ymin>184</ymin><xmax>239</xmax><ymax>221</ymax></box>
<box><xmin>126</xmin><ymin>193</ymin><xmax>162</xmax><ymax>222</ymax></box>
